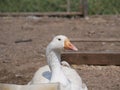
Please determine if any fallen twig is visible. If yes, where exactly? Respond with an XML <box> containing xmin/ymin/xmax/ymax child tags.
<box><xmin>15</xmin><ymin>39</ymin><xmax>32</xmax><ymax>43</ymax></box>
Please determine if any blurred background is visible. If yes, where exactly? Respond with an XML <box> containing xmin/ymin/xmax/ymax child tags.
<box><xmin>0</xmin><ymin>0</ymin><xmax>120</xmax><ymax>90</ymax></box>
<box><xmin>0</xmin><ymin>0</ymin><xmax>120</xmax><ymax>15</ymax></box>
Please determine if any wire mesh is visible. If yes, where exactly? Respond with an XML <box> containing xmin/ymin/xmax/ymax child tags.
<box><xmin>88</xmin><ymin>0</ymin><xmax>120</xmax><ymax>15</ymax></box>
<box><xmin>0</xmin><ymin>0</ymin><xmax>81</xmax><ymax>12</ymax></box>
<box><xmin>0</xmin><ymin>0</ymin><xmax>120</xmax><ymax>15</ymax></box>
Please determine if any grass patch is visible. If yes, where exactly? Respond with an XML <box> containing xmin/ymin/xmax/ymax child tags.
<box><xmin>0</xmin><ymin>0</ymin><xmax>120</xmax><ymax>15</ymax></box>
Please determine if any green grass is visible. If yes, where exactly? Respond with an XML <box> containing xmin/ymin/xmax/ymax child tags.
<box><xmin>0</xmin><ymin>0</ymin><xmax>120</xmax><ymax>15</ymax></box>
<box><xmin>0</xmin><ymin>0</ymin><xmax>67</xmax><ymax>12</ymax></box>
<box><xmin>88</xmin><ymin>0</ymin><xmax>120</xmax><ymax>15</ymax></box>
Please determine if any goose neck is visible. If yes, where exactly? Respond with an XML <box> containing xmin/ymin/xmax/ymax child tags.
<box><xmin>46</xmin><ymin>49</ymin><xmax>70</xmax><ymax>86</ymax></box>
<box><xmin>46</xmin><ymin>50</ymin><xmax>61</xmax><ymax>70</ymax></box>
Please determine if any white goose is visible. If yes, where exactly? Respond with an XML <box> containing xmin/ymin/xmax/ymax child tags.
<box><xmin>28</xmin><ymin>35</ymin><xmax>88</xmax><ymax>90</ymax></box>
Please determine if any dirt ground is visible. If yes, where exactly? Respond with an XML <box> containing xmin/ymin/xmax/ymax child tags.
<box><xmin>0</xmin><ymin>15</ymin><xmax>120</xmax><ymax>90</ymax></box>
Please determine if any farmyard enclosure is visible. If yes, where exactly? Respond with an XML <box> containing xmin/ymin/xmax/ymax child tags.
<box><xmin>0</xmin><ymin>0</ymin><xmax>120</xmax><ymax>90</ymax></box>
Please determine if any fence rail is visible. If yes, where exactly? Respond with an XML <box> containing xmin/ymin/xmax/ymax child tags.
<box><xmin>0</xmin><ymin>12</ymin><xmax>82</xmax><ymax>17</ymax></box>
<box><xmin>70</xmin><ymin>38</ymin><xmax>120</xmax><ymax>42</ymax></box>
<box><xmin>0</xmin><ymin>0</ymin><xmax>88</xmax><ymax>17</ymax></box>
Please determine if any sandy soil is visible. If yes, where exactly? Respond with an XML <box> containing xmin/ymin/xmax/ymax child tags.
<box><xmin>0</xmin><ymin>15</ymin><xmax>120</xmax><ymax>90</ymax></box>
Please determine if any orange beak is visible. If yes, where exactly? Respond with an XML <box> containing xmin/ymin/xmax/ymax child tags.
<box><xmin>64</xmin><ymin>39</ymin><xmax>78</xmax><ymax>51</ymax></box>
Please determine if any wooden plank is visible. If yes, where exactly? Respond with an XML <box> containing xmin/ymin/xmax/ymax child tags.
<box><xmin>0</xmin><ymin>83</ymin><xmax>60</xmax><ymax>90</ymax></box>
<box><xmin>70</xmin><ymin>38</ymin><xmax>120</xmax><ymax>42</ymax></box>
<box><xmin>62</xmin><ymin>52</ymin><xmax>120</xmax><ymax>65</ymax></box>
<box><xmin>0</xmin><ymin>12</ymin><xmax>82</xmax><ymax>17</ymax></box>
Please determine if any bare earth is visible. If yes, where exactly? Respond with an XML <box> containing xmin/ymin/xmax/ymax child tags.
<box><xmin>0</xmin><ymin>15</ymin><xmax>120</xmax><ymax>90</ymax></box>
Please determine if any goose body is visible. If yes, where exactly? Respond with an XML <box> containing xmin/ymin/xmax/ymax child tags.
<box><xmin>28</xmin><ymin>35</ymin><xmax>88</xmax><ymax>90</ymax></box>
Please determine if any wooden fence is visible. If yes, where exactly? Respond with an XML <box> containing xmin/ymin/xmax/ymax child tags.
<box><xmin>0</xmin><ymin>0</ymin><xmax>88</xmax><ymax>17</ymax></box>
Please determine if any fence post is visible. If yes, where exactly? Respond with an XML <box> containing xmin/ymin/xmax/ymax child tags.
<box><xmin>67</xmin><ymin>0</ymin><xmax>71</xmax><ymax>12</ymax></box>
<box><xmin>81</xmin><ymin>0</ymin><xmax>88</xmax><ymax>18</ymax></box>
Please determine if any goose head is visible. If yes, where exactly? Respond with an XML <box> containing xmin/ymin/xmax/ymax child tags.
<box><xmin>47</xmin><ymin>35</ymin><xmax>78</xmax><ymax>53</ymax></box>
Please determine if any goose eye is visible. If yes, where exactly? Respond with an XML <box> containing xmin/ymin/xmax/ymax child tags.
<box><xmin>58</xmin><ymin>38</ymin><xmax>61</xmax><ymax>41</ymax></box>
